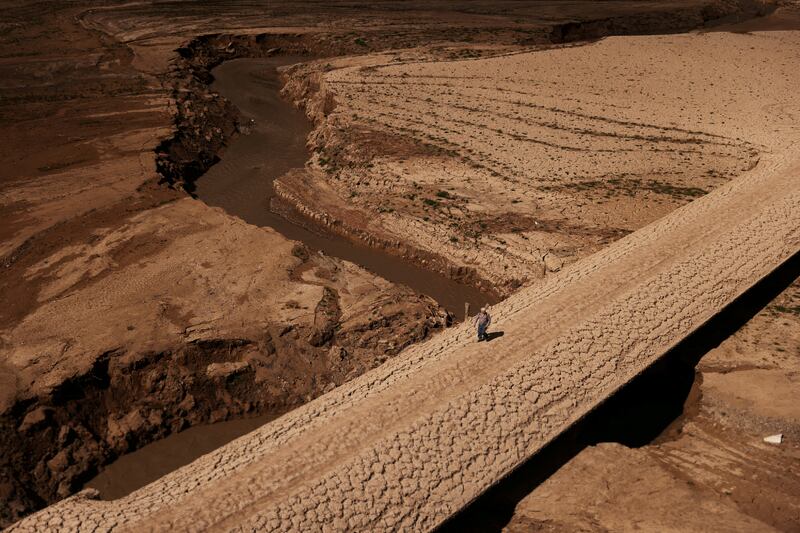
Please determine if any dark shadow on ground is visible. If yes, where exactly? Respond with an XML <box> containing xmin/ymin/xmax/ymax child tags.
<box><xmin>484</xmin><ymin>331</ymin><xmax>505</xmax><ymax>342</ymax></box>
<box><xmin>437</xmin><ymin>250</ymin><xmax>800</xmax><ymax>533</ymax></box>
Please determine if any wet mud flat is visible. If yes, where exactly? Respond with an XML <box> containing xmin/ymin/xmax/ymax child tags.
<box><xmin>195</xmin><ymin>57</ymin><xmax>496</xmax><ymax>316</ymax></box>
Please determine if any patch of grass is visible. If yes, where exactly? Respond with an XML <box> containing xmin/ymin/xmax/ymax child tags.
<box><xmin>435</xmin><ymin>190</ymin><xmax>451</xmax><ymax>199</ymax></box>
<box><xmin>771</xmin><ymin>304</ymin><xmax>800</xmax><ymax>316</ymax></box>
<box><xmin>644</xmin><ymin>180</ymin><xmax>707</xmax><ymax>198</ymax></box>
<box><xmin>354</xmin><ymin>37</ymin><xmax>368</xmax><ymax>47</ymax></box>
<box><xmin>423</xmin><ymin>198</ymin><xmax>440</xmax><ymax>208</ymax></box>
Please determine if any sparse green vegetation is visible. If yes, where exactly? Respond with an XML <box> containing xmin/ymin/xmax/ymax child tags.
<box><xmin>771</xmin><ymin>304</ymin><xmax>800</xmax><ymax>316</ymax></box>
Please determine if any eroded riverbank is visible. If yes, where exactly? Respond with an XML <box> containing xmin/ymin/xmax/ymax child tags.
<box><xmin>195</xmin><ymin>57</ymin><xmax>497</xmax><ymax>315</ymax></box>
<box><xmin>78</xmin><ymin>56</ymin><xmax>496</xmax><ymax>500</ymax></box>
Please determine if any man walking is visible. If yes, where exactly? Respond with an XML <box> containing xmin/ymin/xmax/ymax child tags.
<box><xmin>473</xmin><ymin>306</ymin><xmax>491</xmax><ymax>342</ymax></box>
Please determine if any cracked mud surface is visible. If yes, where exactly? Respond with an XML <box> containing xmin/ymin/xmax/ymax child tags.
<box><xmin>8</xmin><ymin>26</ymin><xmax>800</xmax><ymax>530</ymax></box>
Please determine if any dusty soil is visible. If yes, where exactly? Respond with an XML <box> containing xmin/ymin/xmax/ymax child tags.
<box><xmin>195</xmin><ymin>56</ymin><xmax>495</xmax><ymax>314</ymax></box>
<box><xmin>0</xmin><ymin>196</ymin><xmax>450</xmax><ymax>523</ymax></box>
<box><xmin>0</xmin><ymin>0</ymin><xmax>795</xmax><ymax>528</ymax></box>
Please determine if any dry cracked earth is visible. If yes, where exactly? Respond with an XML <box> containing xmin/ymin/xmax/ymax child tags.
<box><xmin>2</xmin><ymin>0</ymin><xmax>800</xmax><ymax>531</ymax></box>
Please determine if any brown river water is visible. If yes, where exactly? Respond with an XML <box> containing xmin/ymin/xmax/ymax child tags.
<box><xmin>85</xmin><ymin>57</ymin><xmax>495</xmax><ymax>499</ymax></box>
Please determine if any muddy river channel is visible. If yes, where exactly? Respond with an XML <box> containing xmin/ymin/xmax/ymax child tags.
<box><xmin>84</xmin><ymin>57</ymin><xmax>495</xmax><ymax>499</ymax></box>
<box><xmin>196</xmin><ymin>57</ymin><xmax>495</xmax><ymax>315</ymax></box>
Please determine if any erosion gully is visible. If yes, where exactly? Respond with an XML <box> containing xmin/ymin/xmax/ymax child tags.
<box><xmin>194</xmin><ymin>56</ymin><xmax>494</xmax><ymax>316</ymax></box>
<box><xmin>84</xmin><ymin>56</ymin><xmax>495</xmax><ymax>499</ymax></box>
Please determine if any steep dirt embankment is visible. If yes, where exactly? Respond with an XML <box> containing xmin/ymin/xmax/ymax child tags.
<box><xmin>9</xmin><ymin>31</ymin><xmax>800</xmax><ymax>523</ymax></box>
<box><xmin>0</xmin><ymin>30</ymin><xmax>452</xmax><ymax>531</ymax></box>
<box><xmin>155</xmin><ymin>34</ymin><xmax>503</xmax><ymax>298</ymax></box>
<box><xmin>0</xmin><ymin>0</ymin><xmax>782</xmax><ymax>529</ymax></box>
<box><xmin>0</xmin><ymin>198</ymin><xmax>450</xmax><ymax>527</ymax></box>
<box><xmin>502</xmin><ymin>276</ymin><xmax>800</xmax><ymax>532</ymax></box>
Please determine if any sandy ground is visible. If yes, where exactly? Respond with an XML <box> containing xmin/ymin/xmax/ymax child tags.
<box><xmin>1</xmin><ymin>0</ymin><xmax>797</xmax><ymax>528</ymax></box>
<box><xmin>1</xmin><ymin>1</ymin><xmax>479</xmax><ymax>523</ymax></box>
<box><xmin>9</xmin><ymin>25</ymin><xmax>799</xmax><ymax>531</ymax></box>
<box><xmin>4</xmin><ymin>1</ymin><xmax>773</xmax><ymax>525</ymax></box>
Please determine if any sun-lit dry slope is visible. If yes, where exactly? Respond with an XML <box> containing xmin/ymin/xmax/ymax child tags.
<box><xmin>11</xmin><ymin>29</ymin><xmax>800</xmax><ymax>531</ymax></box>
<box><xmin>279</xmin><ymin>31</ymin><xmax>779</xmax><ymax>293</ymax></box>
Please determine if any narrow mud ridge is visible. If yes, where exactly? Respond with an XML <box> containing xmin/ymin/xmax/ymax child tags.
<box><xmin>194</xmin><ymin>57</ymin><xmax>495</xmax><ymax>315</ymax></box>
<box><xmin>74</xmin><ymin>0</ymin><xmax>781</xmax><ymax>512</ymax></box>
<box><xmin>437</xmin><ymin>249</ymin><xmax>800</xmax><ymax>533</ymax></box>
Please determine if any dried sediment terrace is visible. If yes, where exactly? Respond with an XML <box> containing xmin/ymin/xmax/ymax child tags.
<box><xmin>279</xmin><ymin>30</ymin><xmax>769</xmax><ymax>294</ymax></box>
<box><xmin>11</xmin><ymin>31</ymin><xmax>800</xmax><ymax>531</ymax></box>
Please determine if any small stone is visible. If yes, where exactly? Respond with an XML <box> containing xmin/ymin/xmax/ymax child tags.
<box><xmin>206</xmin><ymin>361</ymin><xmax>250</xmax><ymax>379</ymax></box>
<box><xmin>18</xmin><ymin>407</ymin><xmax>53</xmax><ymax>433</ymax></box>
<box><xmin>47</xmin><ymin>450</ymin><xmax>70</xmax><ymax>473</ymax></box>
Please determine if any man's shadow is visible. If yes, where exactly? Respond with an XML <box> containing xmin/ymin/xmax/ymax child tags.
<box><xmin>484</xmin><ymin>331</ymin><xmax>504</xmax><ymax>342</ymax></box>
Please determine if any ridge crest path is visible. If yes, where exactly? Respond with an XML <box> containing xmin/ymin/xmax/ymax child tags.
<box><xmin>10</xmin><ymin>31</ymin><xmax>800</xmax><ymax>532</ymax></box>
